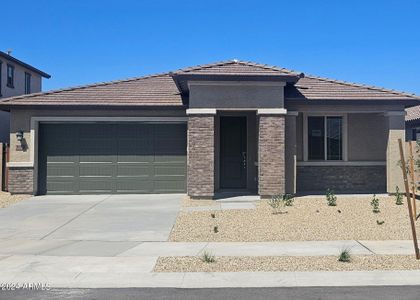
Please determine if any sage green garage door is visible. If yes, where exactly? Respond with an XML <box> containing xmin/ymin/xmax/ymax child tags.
<box><xmin>38</xmin><ymin>123</ymin><xmax>187</xmax><ymax>194</ymax></box>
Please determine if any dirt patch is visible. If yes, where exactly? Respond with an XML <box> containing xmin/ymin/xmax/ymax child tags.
<box><xmin>170</xmin><ymin>195</ymin><xmax>418</xmax><ymax>241</ymax></box>
<box><xmin>0</xmin><ymin>192</ymin><xmax>31</xmax><ymax>208</ymax></box>
<box><xmin>154</xmin><ymin>255</ymin><xmax>420</xmax><ymax>272</ymax></box>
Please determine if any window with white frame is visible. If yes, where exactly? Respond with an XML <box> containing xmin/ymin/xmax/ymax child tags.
<box><xmin>307</xmin><ymin>116</ymin><xmax>343</xmax><ymax>161</ymax></box>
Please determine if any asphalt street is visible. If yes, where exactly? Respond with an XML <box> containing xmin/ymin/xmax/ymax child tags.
<box><xmin>1</xmin><ymin>286</ymin><xmax>420</xmax><ymax>300</ymax></box>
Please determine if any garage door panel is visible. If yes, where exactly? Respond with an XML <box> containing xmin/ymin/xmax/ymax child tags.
<box><xmin>116</xmin><ymin>179</ymin><xmax>153</xmax><ymax>193</ymax></box>
<box><xmin>79</xmin><ymin>179</ymin><xmax>113</xmax><ymax>193</ymax></box>
<box><xmin>46</xmin><ymin>155</ymin><xmax>77</xmax><ymax>163</ymax></box>
<box><xmin>117</xmin><ymin>164</ymin><xmax>152</xmax><ymax>177</ymax></box>
<box><xmin>154</xmin><ymin>155</ymin><xmax>187</xmax><ymax>163</ymax></box>
<box><xmin>117</xmin><ymin>154</ymin><xmax>153</xmax><ymax>163</ymax></box>
<box><xmin>39</xmin><ymin>123</ymin><xmax>187</xmax><ymax>194</ymax></box>
<box><xmin>47</xmin><ymin>180</ymin><xmax>77</xmax><ymax>194</ymax></box>
<box><xmin>79</xmin><ymin>164</ymin><xmax>114</xmax><ymax>177</ymax></box>
<box><xmin>47</xmin><ymin>164</ymin><xmax>76</xmax><ymax>177</ymax></box>
<box><xmin>154</xmin><ymin>165</ymin><xmax>186</xmax><ymax>176</ymax></box>
<box><xmin>154</xmin><ymin>180</ymin><xmax>185</xmax><ymax>193</ymax></box>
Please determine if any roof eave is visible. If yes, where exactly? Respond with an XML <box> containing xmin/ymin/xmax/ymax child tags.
<box><xmin>0</xmin><ymin>51</ymin><xmax>51</xmax><ymax>78</ymax></box>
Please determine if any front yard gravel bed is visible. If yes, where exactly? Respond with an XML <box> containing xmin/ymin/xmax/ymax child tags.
<box><xmin>170</xmin><ymin>195</ymin><xmax>418</xmax><ymax>241</ymax></box>
<box><xmin>154</xmin><ymin>255</ymin><xmax>420</xmax><ymax>272</ymax></box>
<box><xmin>0</xmin><ymin>192</ymin><xmax>31</xmax><ymax>208</ymax></box>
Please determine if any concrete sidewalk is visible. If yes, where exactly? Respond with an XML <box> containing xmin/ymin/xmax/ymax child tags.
<box><xmin>0</xmin><ymin>240</ymin><xmax>418</xmax><ymax>288</ymax></box>
<box><xmin>0</xmin><ymin>239</ymin><xmax>415</xmax><ymax>257</ymax></box>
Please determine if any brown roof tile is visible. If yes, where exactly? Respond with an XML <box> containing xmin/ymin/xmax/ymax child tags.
<box><xmin>406</xmin><ymin>105</ymin><xmax>420</xmax><ymax>122</ymax></box>
<box><xmin>0</xmin><ymin>60</ymin><xmax>418</xmax><ymax>107</ymax></box>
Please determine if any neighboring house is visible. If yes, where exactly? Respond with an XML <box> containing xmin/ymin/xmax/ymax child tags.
<box><xmin>0</xmin><ymin>60</ymin><xmax>418</xmax><ymax>197</ymax></box>
<box><xmin>0</xmin><ymin>51</ymin><xmax>50</xmax><ymax>143</ymax></box>
<box><xmin>405</xmin><ymin>105</ymin><xmax>420</xmax><ymax>141</ymax></box>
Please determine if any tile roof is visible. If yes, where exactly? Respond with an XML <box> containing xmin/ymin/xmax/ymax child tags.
<box><xmin>406</xmin><ymin>105</ymin><xmax>420</xmax><ymax>122</ymax></box>
<box><xmin>287</xmin><ymin>76</ymin><xmax>419</xmax><ymax>100</ymax></box>
<box><xmin>173</xmin><ymin>60</ymin><xmax>302</xmax><ymax>76</ymax></box>
<box><xmin>0</xmin><ymin>60</ymin><xmax>418</xmax><ymax>107</ymax></box>
<box><xmin>0</xmin><ymin>73</ymin><xmax>183</xmax><ymax>106</ymax></box>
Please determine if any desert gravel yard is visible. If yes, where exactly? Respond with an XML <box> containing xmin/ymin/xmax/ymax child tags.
<box><xmin>170</xmin><ymin>195</ymin><xmax>419</xmax><ymax>241</ymax></box>
<box><xmin>154</xmin><ymin>255</ymin><xmax>420</xmax><ymax>272</ymax></box>
<box><xmin>0</xmin><ymin>192</ymin><xmax>31</xmax><ymax>208</ymax></box>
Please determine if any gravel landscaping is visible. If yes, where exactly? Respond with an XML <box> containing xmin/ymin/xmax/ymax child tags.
<box><xmin>182</xmin><ymin>196</ymin><xmax>217</xmax><ymax>208</ymax></box>
<box><xmin>0</xmin><ymin>192</ymin><xmax>31</xmax><ymax>208</ymax></box>
<box><xmin>154</xmin><ymin>255</ymin><xmax>420</xmax><ymax>272</ymax></box>
<box><xmin>170</xmin><ymin>195</ymin><xmax>419</xmax><ymax>241</ymax></box>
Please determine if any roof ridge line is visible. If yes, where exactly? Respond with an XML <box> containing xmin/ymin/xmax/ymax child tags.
<box><xmin>234</xmin><ymin>60</ymin><xmax>301</xmax><ymax>75</ymax></box>
<box><xmin>0</xmin><ymin>71</ymin><xmax>171</xmax><ymax>102</ymax></box>
<box><xmin>304</xmin><ymin>74</ymin><xmax>419</xmax><ymax>98</ymax></box>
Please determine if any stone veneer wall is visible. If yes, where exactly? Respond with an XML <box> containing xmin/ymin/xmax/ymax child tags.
<box><xmin>187</xmin><ymin>115</ymin><xmax>215</xmax><ymax>198</ymax></box>
<box><xmin>258</xmin><ymin>115</ymin><xmax>285</xmax><ymax>197</ymax></box>
<box><xmin>296</xmin><ymin>165</ymin><xmax>386</xmax><ymax>193</ymax></box>
<box><xmin>8</xmin><ymin>167</ymin><xmax>34</xmax><ymax>194</ymax></box>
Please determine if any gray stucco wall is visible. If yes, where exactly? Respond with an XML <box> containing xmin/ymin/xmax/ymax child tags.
<box><xmin>347</xmin><ymin>113</ymin><xmax>387</xmax><ymax>161</ymax></box>
<box><xmin>189</xmin><ymin>83</ymin><xmax>284</xmax><ymax>109</ymax></box>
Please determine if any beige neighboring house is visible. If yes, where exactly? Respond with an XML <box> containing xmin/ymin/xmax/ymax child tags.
<box><xmin>0</xmin><ymin>51</ymin><xmax>50</xmax><ymax>143</ymax></box>
<box><xmin>0</xmin><ymin>60</ymin><xmax>419</xmax><ymax>197</ymax></box>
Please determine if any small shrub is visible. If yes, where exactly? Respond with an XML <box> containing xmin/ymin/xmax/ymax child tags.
<box><xmin>211</xmin><ymin>213</ymin><xmax>216</xmax><ymax>218</ymax></box>
<box><xmin>338</xmin><ymin>248</ymin><xmax>351</xmax><ymax>263</ymax></box>
<box><xmin>326</xmin><ymin>189</ymin><xmax>337</xmax><ymax>206</ymax></box>
<box><xmin>200</xmin><ymin>251</ymin><xmax>216</xmax><ymax>263</ymax></box>
<box><xmin>268</xmin><ymin>194</ymin><xmax>285</xmax><ymax>214</ymax></box>
<box><xmin>376</xmin><ymin>220</ymin><xmax>385</xmax><ymax>225</ymax></box>
<box><xmin>283</xmin><ymin>194</ymin><xmax>294</xmax><ymax>206</ymax></box>
<box><xmin>395</xmin><ymin>186</ymin><xmax>403</xmax><ymax>205</ymax></box>
<box><xmin>213</xmin><ymin>226</ymin><xmax>219</xmax><ymax>233</ymax></box>
<box><xmin>371</xmin><ymin>194</ymin><xmax>380</xmax><ymax>213</ymax></box>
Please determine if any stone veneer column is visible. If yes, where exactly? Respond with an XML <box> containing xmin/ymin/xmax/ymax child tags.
<box><xmin>258</xmin><ymin>109</ymin><xmax>286</xmax><ymax>198</ymax></box>
<box><xmin>186</xmin><ymin>109</ymin><xmax>216</xmax><ymax>199</ymax></box>
<box><xmin>386</xmin><ymin>111</ymin><xmax>405</xmax><ymax>193</ymax></box>
<box><xmin>8</xmin><ymin>167</ymin><xmax>34</xmax><ymax>194</ymax></box>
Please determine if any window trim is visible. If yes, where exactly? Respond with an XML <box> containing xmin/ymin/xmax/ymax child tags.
<box><xmin>303</xmin><ymin>113</ymin><xmax>348</xmax><ymax>162</ymax></box>
<box><xmin>6</xmin><ymin>64</ymin><xmax>14</xmax><ymax>88</ymax></box>
<box><xmin>25</xmin><ymin>72</ymin><xmax>31</xmax><ymax>94</ymax></box>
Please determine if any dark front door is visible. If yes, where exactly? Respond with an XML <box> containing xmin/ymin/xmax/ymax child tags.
<box><xmin>220</xmin><ymin>116</ymin><xmax>247</xmax><ymax>189</ymax></box>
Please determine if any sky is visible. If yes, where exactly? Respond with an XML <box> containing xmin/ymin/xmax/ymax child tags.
<box><xmin>2</xmin><ymin>0</ymin><xmax>420</xmax><ymax>95</ymax></box>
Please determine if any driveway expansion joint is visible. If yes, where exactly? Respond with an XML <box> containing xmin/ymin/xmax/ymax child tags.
<box><xmin>40</xmin><ymin>195</ymin><xmax>112</xmax><ymax>240</ymax></box>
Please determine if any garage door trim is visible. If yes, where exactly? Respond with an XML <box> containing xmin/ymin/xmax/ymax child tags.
<box><xmin>31</xmin><ymin>117</ymin><xmax>187</xmax><ymax>195</ymax></box>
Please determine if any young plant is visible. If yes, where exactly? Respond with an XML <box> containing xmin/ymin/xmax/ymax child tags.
<box><xmin>283</xmin><ymin>194</ymin><xmax>294</xmax><ymax>207</ymax></box>
<box><xmin>213</xmin><ymin>226</ymin><xmax>219</xmax><ymax>233</ymax></box>
<box><xmin>338</xmin><ymin>248</ymin><xmax>351</xmax><ymax>263</ymax></box>
<box><xmin>268</xmin><ymin>194</ymin><xmax>285</xmax><ymax>214</ymax></box>
<box><xmin>200</xmin><ymin>251</ymin><xmax>216</xmax><ymax>263</ymax></box>
<box><xmin>395</xmin><ymin>186</ymin><xmax>403</xmax><ymax>205</ymax></box>
<box><xmin>211</xmin><ymin>213</ymin><xmax>216</xmax><ymax>218</ymax></box>
<box><xmin>371</xmin><ymin>194</ymin><xmax>380</xmax><ymax>213</ymax></box>
<box><xmin>326</xmin><ymin>189</ymin><xmax>337</xmax><ymax>206</ymax></box>
<box><xmin>376</xmin><ymin>220</ymin><xmax>385</xmax><ymax>225</ymax></box>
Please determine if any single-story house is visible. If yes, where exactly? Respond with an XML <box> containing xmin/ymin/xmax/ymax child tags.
<box><xmin>0</xmin><ymin>60</ymin><xmax>418</xmax><ymax>198</ymax></box>
<box><xmin>406</xmin><ymin>105</ymin><xmax>420</xmax><ymax>141</ymax></box>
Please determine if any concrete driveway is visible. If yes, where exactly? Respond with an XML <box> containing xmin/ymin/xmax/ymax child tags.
<box><xmin>0</xmin><ymin>194</ymin><xmax>182</xmax><ymax>256</ymax></box>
